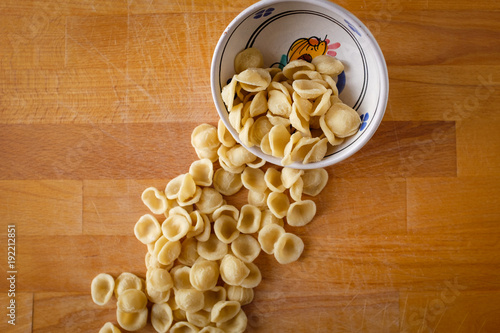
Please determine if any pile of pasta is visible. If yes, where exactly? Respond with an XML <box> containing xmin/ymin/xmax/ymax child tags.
<box><xmin>91</xmin><ymin>121</ymin><xmax>329</xmax><ymax>333</ymax></box>
<box><xmin>222</xmin><ymin>48</ymin><xmax>361</xmax><ymax>165</ymax></box>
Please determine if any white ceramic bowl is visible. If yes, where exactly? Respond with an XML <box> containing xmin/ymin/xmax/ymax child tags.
<box><xmin>211</xmin><ymin>0</ymin><xmax>389</xmax><ymax>169</ymax></box>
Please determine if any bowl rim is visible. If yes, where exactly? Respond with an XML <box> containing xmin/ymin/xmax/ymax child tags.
<box><xmin>210</xmin><ymin>0</ymin><xmax>389</xmax><ymax>169</ymax></box>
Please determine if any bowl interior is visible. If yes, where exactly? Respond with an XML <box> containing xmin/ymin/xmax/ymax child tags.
<box><xmin>211</xmin><ymin>0</ymin><xmax>388</xmax><ymax>169</ymax></box>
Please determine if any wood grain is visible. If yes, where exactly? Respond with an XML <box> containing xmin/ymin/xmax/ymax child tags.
<box><xmin>1</xmin><ymin>0</ymin><xmax>500</xmax><ymax>332</ymax></box>
<box><xmin>0</xmin><ymin>180</ymin><xmax>82</xmax><ymax>236</ymax></box>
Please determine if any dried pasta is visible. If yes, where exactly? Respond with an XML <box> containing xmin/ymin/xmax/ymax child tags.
<box><xmin>147</xmin><ymin>267</ymin><xmax>173</xmax><ymax>293</ymax></box>
<box><xmin>190</xmin><ymin>258</ymin><xmax>220</xmax><ymax>291</ymax></box>
<box><xmin>171</xmin><ymin>265</ymin><xmax>193</xmax><ymax>290</ymax></box>
<box><xmin>196</xmin><ymin>187</ymin><xmax>224</xmax><ymax>214</ymax></box>
<box><xmin>189</xmin><ymin>159</ymin><xmax>214</xmax><ymax>187</ymax></box>
<box><xmin>287</xmin><ymin>200</ymin><xmax>317</xmax><ymax>227</ymax></box>
<box><xmin>264</xmin><ymin>167</ymin><xmax>285</xmax><ymax>193</ymax></box>
<box><xmin>210</xmin><ymin>300</ymin><xmax>241</xmax><ymax>323</ymax></box>
<box><xmin>197</xmin><ymin>233</ymin><xmax>228</xmax><ymax>261</ymax></box>
<box><xmin>213</xmin><ymin>168</ymin><xmax>242</xmax><ymax>196</ymax></box>
<box><xmin>225</xmin><ymin>285</ymin><xmax>254</xmax><ymax>306</ymax></box>
<box><xmin>258</xmin><ymin>224</ymin><xmax>285</xmax><ymax>255</ymax></box>
<box><xmin>170</xmin><ymin>321</ymin><xmax>200</xmax><ymax>333</ymax></box>
<box><xmin>175</xmin><ymin>288</ymin><xmax>205</xmax><ymax>313</ymax></box>
<box><xmin>213</xmin><ymin>215</ymin><xmax>240</xmax><ymax>244</ymax></box>
<box><xmin>116</xmin><ymin>308</ymin><xmax>148</xmax><ymax>331</ymax></box>
<box><xmin>191</xmin><ymin>124</ymin><xmax>221</xmax><ymax>162</ymax></box>
<box><xmin>114</xmin><ymin>272</ymin><xmax>143</xmax><ymax>298</ymax></box>
<box><xmin>219</xmin><ymin>50</ymin><xmax>360</xmax><ymax>165</ymax></box>
<box><xmin>151</xmin><ymin>303</ymin><xmax>173</xmax><ymax>333</ymax></box>
<box><xmin>231</xmin><ymin>234</ymin><xmax>261</xmax><ymax>263</ymax></box>
<box><xmin>117</xmin><ymin>289</ymin><xmax>148</xmax><ymax>313</ymax></box>
<box><xmin>234</xmin><ymin>47</ymin><xmax>264</xmax><ymax>74</ymax></box>
<box><xmin>302</xmin><ymin>168</ymin><xmax>329</xmax><ymax>196</ymax></box>
<box><xmin>219</xmin><ymin>254</ymin><xmax>250</xmax><ymax>286</ymax></box>
<box><xmin>141</xmin><ymin>187</ymin><xmax>168</xmax><ymax>215</ymax></box>
<box><xmin>216</xmin><ymin>309</ymin><xmax>247</xmax><ymax>333</ymax></box>
<box><xmin>267</xmin><ymin>191</ymin><xmax>290</xmax><ymax>219</ymax></box>
<box><xmin>237</xmin><ymin>204</ymin><xmax>261</xmax><ymax>234</ymax></box>
<box><xmin>274</xmin><ymin>233</ymin><xmax>304</xmax><ymax>264</ymax></box>
<box><xmin>203</xmin><ymin>286</ymin><xmax>227</xmax><ymax>312</ymax></box>
<box><xmin>91</xmin><ymin>273</ymin><xmax>115</xmax><ymax>306</ymax></box>
<box><xmin>241</xmin><ymin>167</ymin><xmax>267</xmax><ymax>192</ymax></box>
<box><xmin>99</xmin><ymin>322</ymin><xmax>121</xmax><ymax>333</ymax></box>
<box><xmin>177</xmin><ymin>237</ymin><xmax>199</xmax><ymax>267</ymax></box>
<box><xmin>186</xmin><ymin>309</ymin><xmax>211</xmax><ymax>327</ymax></box>
<box><xmin>134</xmin><ymin>214</ymin><xmax>162</xmax><ymax>245</ymax></box>
<box><xmin>240</xmin><ymin>262</ymin><xmax>262</xmax><ymax>288</ymax></box>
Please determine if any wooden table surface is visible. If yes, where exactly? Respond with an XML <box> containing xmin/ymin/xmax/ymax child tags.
<box><xmin>1</xmin><ymin>0</ymin><xmax>499</xmax><ymax>332</ymax></box>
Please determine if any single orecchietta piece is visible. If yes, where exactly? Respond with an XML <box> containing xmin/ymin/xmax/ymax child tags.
<box><xmin>91</xmin><ymin>273</ymin><xmax>115</xmax><ymax>306</ymax></box>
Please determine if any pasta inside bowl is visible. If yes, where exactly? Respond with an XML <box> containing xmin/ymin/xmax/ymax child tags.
<box><xmin>211</xmin><ymin>0</ymin><xmax>388</xmax><ymax>169</ymax></box>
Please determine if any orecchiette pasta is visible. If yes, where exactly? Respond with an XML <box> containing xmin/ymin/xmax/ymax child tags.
<box><xmin>231</xmin><ymin>234</ymin><xmax>261</xmax><ymax>263</ymax></box>
<box><xmin>175</xmin><ymin>288</ymin><xmax>205</xmax><ymax>313</ymax></box>
<box><xmin>162</xmin><ymin>213</ymin><xmax>191</xmax><ymax>242</ymax></box>
<box><xmin>287</xmin><ymin>200</ymin><xmax>317</xmax><ymax>227</ymax></box>
<box><xmin>197</xmin><ymin>233</ymin><xmax>228</xmax><ymax>261</ymax></box>
<box><xmin>258</xmin><ymin>224</ymin><xmax>286</xmax><ymax>255</ymax></box>
<box><xmin>189</xmin><ymin>159</ymin><xmax>214</xmax><ymax>187</ymax></box>
<box><xmin>117</xmin><ymin>289</ymin><xmax>148</xmax><ymax>313</ymax></box>
<box><xmin>116</xmin><ymin>308</ymin><xmax>148</xmax><ymax>331</ymax></box>
<box><xmin>146</xmin><ymin>282</ymin><xmax>171</xmax><ymax>304</ymax></box>
<box><xmin>259</xmin><ymin>209</ymin><xmax>284</xmax><ymax>230</ymax></box>
<box><xmin>240</xmin><ymin>262</ymin><xmax>262</xmax><ymax>288</ymax></box>
<box><xmin>212</xmin><ymin>204</ymin><xmax>239</xmax><ymax>222</ymax></box>
<box><xmin>99</xmin><ymin>322</ymin><xmax>121</xmax><ymax>333</ymax></box>
<box><xmin>210</xmin><ymin>300</ymin><xmax>241</xmax><ymax>323</ymax></box>
<box><xmin>220</xmin><ymin>254</ymin><xmax>250</xmax><ymax>286</ymax></box>
<box><xmin>237</xmin><ymin>204</ymin><xmax>261</xmax><ymax>234</ymax></box>
<box><xmin>91</xmin><ymin>273</ymin><xmax>115</xmax><ymax>306</ymax></box>
<box><xmin>170</xmin><ymin>321</ymin><xmax>201</xmax><ymax>333</ymax></box>
<box><xmin>171</xmin><ymin>265</ymin><xmax>192</xmax><ymax>290</ymax></box>
<box><xmin>247</xmin><ymin>189</ymin><xmax>270</xmax><ymax>209</ymax></box>
<box><xmin>289</xmin><ymin>176</ymin><xmax>304</xmax><ymax>202</ymax></box>
<box><xmin>199</xmin><ymin>326</ymin><xmax>225</xmax><ymax>333</ymax></box>
<box><xmin>203</xmin><ymin>286</ymin><xmax>227</xmax><ymax>312</ymax></box>
<box><xmin>234</xmin><ymin>47</ymin><xmax>264</xmax><ymax>74</ymax></box>
<box><xmin>147</xmin><ymin>267</ymin><xmax>174</xmax><ymax>293</ymax></box>
<box><xmin>267</xmin><ymin>191</ymin><xmax>290</xmax><ymax>219</ymax></box>
<box><xmin>274</xmin><ymin>232</ymin><xmax>304</xmax><ymax>264</ymax></box>
<box><xmin>213</xmin><ymin>215</ymin><xmax>240</xmax><ymax>244</ymax></box>
<box><xmin>151</xmin><ymin>303</ymin><xmax>173</xmax><ymax>333</ymax></box>
<box><xmin>281</xmin><ymin>167</ymin><xmax>304</xmax><ymax>189</ymax></box>
<box><xmin>157</xmin><ymin>239</ymin><xmax>182</xmax><ymax>266</ymax></box>
<box><xmin>241</xmin><ymin>167</ymin><xmax>267</xmax><ymax>192</ymax></box>
<box><xmin>191</xmin><ymin>124</ymin><xmax>221</xmax><ymax>162</ymax></box>
<box><xmin>302</xmin><ymin>168</ymin><xmax>329</xmax><ymax>196</ymax></box>
<box><xmin>114</xmin><ymin>272</ymin><xmax>143</xmax><ymax>298</ymax></box>
<box><xmin>220</xmin><ymin>50</ymin><xmax>360</xmax><ymax>165</ymax></box>
<box><xmin>186</xmin><ymin>309</ymin><xmax>211</xmax><ymax>328</ymax></box>
<box><xmin>190</xmin><ymin>258</ymin><xmax>220</xmax><ymax>291</ymax></box>
<box><xmin>218</xmin><ymin>119</ymin><xmax>237</xmax><ymax>148</ymax></box>
<box><xmin>225</xmin><ymin>284</ymin><xmax>254</xmax><ymax>306</ymax></box>
<box><xmin>141</xmin><ymin>187</ymin><xmax>168</xmax><ymax>215</ymax></box>
<box><xmin>216</xmin><ymin>309</ymin><xmax>247</xmax><ymax>333</ymax></box>
<box><xmin>196</xmin><ymin>187</ymin><xmax>224</xmax><ymax>214</ymax></box>
<box><xmin>213</xmin><ymin>168</ymin><xmax>242</xmax><ymax>196</ymax></box>
<box><xmin>264</xmin><ymin>167</ymin><xmax>285</xmax><ymax>193</ymax></box>
<box><xmin>311</xmin><ymin>54</ymin><xmax>344</xmax><ymax>76</ymax></box>
<box><xmin>134</xmin><ymin>214</ymin><xmax>161</xmax><ymax>245</ymax></box>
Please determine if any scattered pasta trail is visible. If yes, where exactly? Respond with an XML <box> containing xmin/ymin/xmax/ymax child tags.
<box><xmin>223</xmin><ymin>48</ymin><xmax>361</xmax><ymax>165</ymax></box>
<box><xmin>91</xmin><ymin>120</ymin><xmax>329</xmax><ymax>332</ymax></box>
